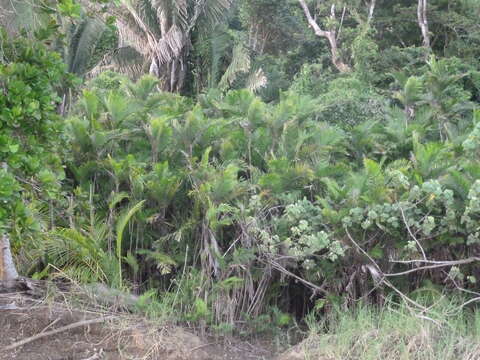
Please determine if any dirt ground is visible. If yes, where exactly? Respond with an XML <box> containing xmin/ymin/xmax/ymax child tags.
<box><xmin>0</xmin><ymin>291</ymin><xmax>282</xmax><ymax>360</ymax></box>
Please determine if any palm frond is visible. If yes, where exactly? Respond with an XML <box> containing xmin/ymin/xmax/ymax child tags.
<box><xmin>219</xmin><ymin>44</ymin><xmax>251</xmax><ymax>90</ymax></box>
<box><xmin>67</xmin><ymin>18</ymin><xmax>107</xmax><ymax>75</ymax></box>
<box><xmin>154</xmin><ymin>23</ymin><xmax>185</xmax><ymax>64</ymax></box>
<box><xmin>116</xmin><ymin>200</ymin><xmax>146</xmax><ymax>287</ymax></box>
<box><xmin>117</xmin><ymin>1</ymin><xmax>157</xmax><ymax>54</ymax></box>
<box><xmin>246</xmin><ymin>68</ymin><xmax>268</xmax><ymax>92</ymax></box>
<box><xmin>394</xmin><ymin>76</ymin><xmax>423</xmax><ymax>108</ymax></box>
<box><xmin>44</xmin><ymin>227</ymin><xmax>112</xmax><ymax>284</ymax></box>
<box><xmin>137</xmin><ymin>0</ymin><xmax>161</xmax><ymax>34</ymax></box>
<box><xmin>199</xmin><ymin>0</ymin><xmax>234</xmax><ymax>26</ymax></box>
<box><xmin>403</xmin><ymin>76</ymin><xmax>424</xmax><ymax>105</ymax></box>
<box><xmin>171</xmin><ymin>0</ymin><xmax>189</xmax><ymax>30</ymax></box>
<box><xmin>88</xmin><ymin>46</ymin><xmax>147</xmax><ymax>79</ymax></box>
<box><xmin>104</xmin><ymin>90</ymin><xmax>139</xmax><ymax>125</ymax></box>
<box><xmin>137</xmin><ymin>249</ymin><xmax>177</xmax><ymax>275</ymax></box>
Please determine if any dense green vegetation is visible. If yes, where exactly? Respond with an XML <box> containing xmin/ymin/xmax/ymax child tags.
<box><xmin>2</xmin><ymin>0</ymin><xmax>480</xmax><ymax>341</ymax></box>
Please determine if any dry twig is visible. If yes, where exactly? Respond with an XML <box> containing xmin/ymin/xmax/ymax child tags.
<box><xmin>3</xmin><ymin>316</ymin><xmax>115</xmax><ymax>351</ymax></box>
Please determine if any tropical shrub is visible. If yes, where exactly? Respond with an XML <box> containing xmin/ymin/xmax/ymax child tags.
<box><xmin>0</xmin><ymin>29</ymin><xmax>72</xmax><ymax>255</ymax></box>
<box><xmin>39</xmin><ymin>53</ymin><xmax>479</xmax><ymax>324</ymax></box>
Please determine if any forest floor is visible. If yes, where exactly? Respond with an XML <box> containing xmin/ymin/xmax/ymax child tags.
<box><xmin>0</xmin><ymin>286</ymin><xmax>293</xmax><ymax>360</ymax></box>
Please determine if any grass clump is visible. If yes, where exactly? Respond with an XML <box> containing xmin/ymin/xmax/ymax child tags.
<box><xmin>297</xmin><ymin>300</ymin><xmax>480</xmax><ymax>360</ymax></box>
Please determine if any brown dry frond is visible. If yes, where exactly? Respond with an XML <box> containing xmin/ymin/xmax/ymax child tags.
<box><xmin>155</xmin><ymin>24</ymin><xmax>186</xmax><ymax>64</ymax></box>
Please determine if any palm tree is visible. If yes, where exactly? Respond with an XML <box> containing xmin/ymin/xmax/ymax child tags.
<box><xmin>95</xmin><ymin>0</ymin><xmax>234</xmax><ymax>92</ymax></box>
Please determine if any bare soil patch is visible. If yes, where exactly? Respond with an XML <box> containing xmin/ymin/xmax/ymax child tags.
<box><xmin>0</xmin><ymin>289</ymin><xmax>278</xmax><ymax>360</ymax></box>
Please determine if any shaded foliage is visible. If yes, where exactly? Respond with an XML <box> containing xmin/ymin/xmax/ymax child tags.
<box><xmin>3</xmin><ymin>0</ymin><xmax>480</xmax><ymax>330</ymax></box>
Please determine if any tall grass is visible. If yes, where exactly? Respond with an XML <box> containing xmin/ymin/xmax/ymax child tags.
<box><xmin>299</xmin><ymin>299</ymin><xmax>480</xmax><ymax>360</ymax></box>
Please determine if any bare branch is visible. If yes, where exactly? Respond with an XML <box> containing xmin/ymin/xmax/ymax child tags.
<box><xmin>384</xmin><ymin>258</ymin><xmax>480</xmax><ymax>277</ymax></box>
<box><xmin>458</xmin><ymin>297</ymin><xmax>480</xmax><ymax>308</ymax></box>
<box><xmin>3</xmin><ymin>316</ymin><xmax>115</xmax><ymax>351</ymax></box>
<box><xmin>297</xmin><ymin>0</ymin><xmax>327</xmax><ymax>37</ymax></box>
<box><xmin>399</xmin><ymin>205</ymin><xmax>427</xmax><ymax>261</ymax></box>
<box><xmin>346</xmin><ymin>224</ymin><xmax>480</xmax><ymax>278</ymax></box>
<box><xmin>336</xmin><ymin>6</ymin><xmax>346</xmax><ymax>40</ymax></box>
<box><xmin>392</xmin><ymin>258</ymin><xmax>480</xmax><ymax>265</ymax></box>
<box><xmin>267</xmin><ymin>258</ymin><xmax>327</xmax><ymax>295</ymax></box>
<box><xmin>297</xmin><ymin>0</ymin><xmax>351</xmax><ymax>73</ymax></box>
<box><xmin>345</xmin><ymin>228</ymin><xmax>381</xmax><ymax>273</ymax></box>
<box><xmin>345</xmin><ymin>229</ymin><xmax>428</xmax><ymax>312</ymax></box>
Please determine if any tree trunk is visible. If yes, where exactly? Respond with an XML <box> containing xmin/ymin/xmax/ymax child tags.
<box><xmin>298</xmin><ymin>0</ymin><xmax>351</xmax><ymax>73</ymax></box>
<box><xmin>417</xmin><ymin>0</ymin><xmax>430</xmax><ymax>48</ymax></box>
<box><xmin>325</xmin><ymin>31</ymin><xmax>351</xmax><ymax>73</ymax></box>
<box><xmin>367</xmin><ymin>0</ymin><xmax>376</xmax><ymax>24</ymax></box>
<box><xmin>0</xmin><ymin>233</ymin><xmax>19</xmax><ymax>286</ymax></box>
<box><xmin>152</xmin><ymin>56</ymin><xmax>187</xmax><ymax>92</ymax></box>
